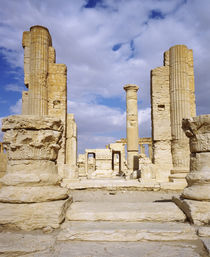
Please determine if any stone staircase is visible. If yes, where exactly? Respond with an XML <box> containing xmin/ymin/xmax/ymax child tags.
<box><xmin>57</xmin><ymin>190</ymin><xmax>199</xmax><ymax>243</ymax></box>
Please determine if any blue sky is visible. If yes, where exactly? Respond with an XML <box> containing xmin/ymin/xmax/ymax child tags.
<box><xmin>0</xmin><ymin>0</ymin><xmax>210</xmax><ymax>153</ymax></box>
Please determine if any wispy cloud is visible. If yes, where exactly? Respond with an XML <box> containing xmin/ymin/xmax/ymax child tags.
<box><xmin>4</xmin><ymin>83</ymin><xmax>24</xmax><ymax>93</ymax></box>
<box><xmin>9</xmin><ymin>98</ymin><xmax>22</xmax><ymax>115</ymax></box>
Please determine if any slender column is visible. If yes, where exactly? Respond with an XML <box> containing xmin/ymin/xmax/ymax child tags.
<box><xmin>28</xmin><ymin>26</ymin><xmax>51</xmax><ymax>115</ymax></box>
<box><xmin>148</xmin><ymin>144</ymin><xmax>153</xmax><ymax>160</ymax></box>
<box><xmin>124</xmin><ymin>84</ymin><xmax>139</xmax><ymax>172</ymax></box>
<box><xmin>169</xmin><ymin>45</ymin><xmax>191</xmax><ymax>170</ymax></box>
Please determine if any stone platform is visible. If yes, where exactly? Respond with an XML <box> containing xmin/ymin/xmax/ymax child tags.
<box><xmin>62</xmin><ymin>178</ymin><xmax>187</xmax><ymax>191</ymax></box>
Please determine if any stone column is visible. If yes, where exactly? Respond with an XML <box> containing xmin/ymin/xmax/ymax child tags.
<box><xmin>23</xmin><ymin>25</ymin><xmax>52</xmax><ymax>116</ymax></box>
<box><xmin>169</xmin><ymin>45</ymin><xmax>191</xmax><ymax>171</ymax></box>
<box><xmin>148</xmin><ymin>144</ymin><xmax>153</xmax><ymax>160</ymax></box>
<box><xmin>173</xmin><ymin>115</ymin><xmax>210</xmax><ymax>225</ymax></box>
<box><xmin>0</xmin><ymin>115</ymin><xmax>71</xmax><ymax>230</ymax></box>
<box><xmin>124</xmin><ymin>84</ymin><xmax>139</xmax><ymax>173</ymax></box>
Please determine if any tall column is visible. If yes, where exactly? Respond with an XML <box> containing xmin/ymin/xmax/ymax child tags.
<box><xmin>169</xmin><ymin>45</ymin><xmax>191</xmax><ymax>171</ymax></box>
<box><xmin>124</xmin><ymin>84</ymin><xmax>139</xmax><ymax>173</ymax></box>
<box><xmin>22</xmin><ymin>25</ymin><xmax>52</xmax><ymax>116</ymax></box>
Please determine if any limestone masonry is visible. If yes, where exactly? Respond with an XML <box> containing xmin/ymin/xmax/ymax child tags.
<box><xmin>0</xmin><ymin>25</ymin><xmax>210</xmax><ymax>256</ymax></box>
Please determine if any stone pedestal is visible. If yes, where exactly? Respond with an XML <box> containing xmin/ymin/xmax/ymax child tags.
<box><xmin>173</xmin><ymin>115</ymin><xmax>210</xmax><ymax>225</ymax></box>
<box><xmin>0</xmin><ymin>115</ymin><xmax>71</xmax><ymax>230</ymax></box>
<box><xmin>124</xmin><ymin>84</ymin><xmax>139</xmax><ymax>176</ymax></box>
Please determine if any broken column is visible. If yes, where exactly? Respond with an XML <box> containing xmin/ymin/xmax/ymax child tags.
<box><xmin>124</xmin><ymin>84</ymin><xmax>139</xmax><ymax>174</ymax></box>
<box><xmin>173</xmin><ymin>115</ymin><xmax>210</xmax><ymax>225</ymax></box>
<box><xmin>169</xmin><ymin>45</ymin><xmax>193</xmax><ymax>173</ymax></box>
<box><xmin>0</xmin><ymin>115</ymin><xmax>71</xmax><ymax>230</ymax></box>
<box><xmin>22</xmin><ymin>25</ymin><xmax>52</xmax><ymax>115</ymax></box>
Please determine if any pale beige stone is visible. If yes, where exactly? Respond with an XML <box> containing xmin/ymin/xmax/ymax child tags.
<box><xmin>62</xmin><ymin>178</ymin><xmax>160</xmax><ymax>190</ymax></box>
<box><xmin>151</xmin><ymin>66</ymin><xmax>171</xmax><ymax>141</ymax></box>
<box><xmin>22</xmin><ymin>26</ymin><xmax>51</xmax><ymax>116</ymax></box>
<box><xmin>174</xmin><ymin>114</ymin><xmax>210</xmax><ymax>225</ymax></box>
<box><xmin>0</xmin><ymin>231</ymin><xmax>55</xmax><ymax>253</ymax></box>
<box><xmin>0</xmin><ymin>115</ymin><xmax>71</xmax><ymax>231</ymax></box>
<box><xmin>66</xmin><ymin>202</ymin><xmax>186</xmax><ymax>222</ymax></box>
<box><xmin>66</xmin><ymin>114</ymin><xmax>77</xmax><ymax>176</ymax></box>
<box><xmin>151</xmin><ymin>45</ymin><xmax>196</xmax><ymax>184</ymax></box>
<box><xmin>2</xmin><ymin>115</ymin><xmax>63</xmax><ymax>131</ymax></box>
<box><xmin>4</xmin><ymin>129</ymin><xmax>62</xmax><ymax>161</ymax></box>
<box><xmin>182</xmin><ymin>184</ymin><xmax>210</xmax><ymax>201</ymax></box>
<box><xmin>0</xmin><ymin>186</ymin><xmax>68</xmax><ymax>203</ymax></box>
<box><xmin>0</xmin><ymin>160</ymin><xmax>60</xmax><ymax>186</ymax></box>
<box><xmin>108</xmin><ymin>142</ymin><xmax>126</xmax><ymax>173</ymax></box>
<box><xmin>190</xmin><ymin>152</ymin><xmax>210</xmax><ymax>172</ymax></box>
<box><xmin>52</xmin><ymin>241</ymin><xmax>203</xmax><ymax>257</ymax></box>
<box><xmin>182</xmin><ymin>115</ymin><xmax>210</xmax><ymax>153</ymax></box>
<box><xmin>58</xmin><ymin>221</ymin><xmax>197</xmax><ymax>242</ymax></box>
<box><xmin>169</xmin><ymin>45</ymin><xmax>192</xmax><ymax>171</ymax></box>
<box><xmin>173</xmin><ymin>197</ymin><xmax>210</xmax><ymax>225</ymax></box>
<box><xmin>0</xmin><ymin>198</ymin><xmax>71</xmax><ymax>230</ymax></box>
<box><xmin>198</xmin><ymin>227</ymin><xmax>210</xmax><ymax>237</ymax></box>
<box><xmin>201</xmin><ymin>238</ymin><xmax>210</xmax><ymax>256</ymax></box>
<box><xmin>124</xmin><ymin>84</ymin><xmax>139</xmax><ymax>173</ymax></box>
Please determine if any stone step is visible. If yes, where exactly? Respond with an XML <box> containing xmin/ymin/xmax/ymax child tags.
<box><xmin>66</xmin><ymin>202</ymin><xmax>186</xmax><ymax>222</ymax></box>
<box><xmin>169</xmin><ymin>173</ymin><xmax>187</xmax><ymax>183</ymax></box>
<box><xmin>57</xmin><ymin>221</ymin><xmax>197</xmax><ymax>242</ymax></box>
<box><xmin>170</xmin><ymin>169</ymin><xmax>188</xmax><ymax>174</ymax></box>
<box><xmin>169</xmin><ymin>173</ymin><xmax>187</xmax><ymax>180</ymax></box>
<box><xmin>61</xmin><ymin>178</ymin><xmax>160</xmax><ymax>191</ymax></box>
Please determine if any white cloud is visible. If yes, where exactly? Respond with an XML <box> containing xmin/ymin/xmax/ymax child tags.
<box><xmin>5</xmin><ymin>83</ymin><xmax>25</xmax><ymax>93</ymax></box>
<box><xmin>9</xmin><ymin>98</ymin><xmax>22</xmax><ymax>115</ymax></box>
<box><xmin>0</xmin><ymin>0</ymin><xmax>209</xmax><ymax>152</ymax></box>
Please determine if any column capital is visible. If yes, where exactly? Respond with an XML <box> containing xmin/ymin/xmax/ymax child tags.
<box><xmin>124</xmin><ymin>84</ymin><xmax>139</xmax><ymax>91</ymax></box>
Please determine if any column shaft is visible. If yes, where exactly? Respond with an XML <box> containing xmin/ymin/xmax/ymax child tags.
<box><xmin>124</xmin><ymin>84</ymin><xmax>139</xmax><ymax>171</ymax></box>
<box><xmin>28</xmin><ymin>26</ymin><xmax>51</xmax><ymax>115</ymax></box>
<box><xmin>169</xmin><ymin>45</ymin><xmax>191</xmax><ymax>170</ymax></box>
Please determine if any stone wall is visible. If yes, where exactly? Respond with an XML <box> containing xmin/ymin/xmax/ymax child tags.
<box><xmin>151</xmin><ymin>65</ymin><xmax>173</xmax><ymax>181</ymax></box>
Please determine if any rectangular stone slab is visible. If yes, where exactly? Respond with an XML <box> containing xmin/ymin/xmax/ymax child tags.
<box><xmin>173</xmin><ymin>197</ymin><xmax>210</xmax><ymax>225</ymax></box>
<box><xmin>66</xmin><ymin>202</ymin><xmax>186</xmax><ymax>222</ymax></box>
<box><xmin>0</xmin><ymin>198</ymin><xmax>71</xmax><ymax>230</ymax></box>
<box><xmin>57</xmin><ymin>221</ymin><xmax>197</xmax><ymax>242</ymax></box>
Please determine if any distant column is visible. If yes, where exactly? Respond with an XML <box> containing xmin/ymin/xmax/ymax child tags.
<box><xmin>169</xmin><ymin>45</ymin><xmax>192</xmax><ymax>171</ymax></box>
<box><xmin>124</xmin><ymin>84</ymin><xmax>139</xmax><ymax>173</ymax></box>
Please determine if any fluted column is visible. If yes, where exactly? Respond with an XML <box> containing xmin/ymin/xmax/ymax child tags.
<box><xmin>25</xmin><ymin>26</ymin><xmax>52</xmax><ymax>115</ymax></box>
<box><xmin>124</xmin><ymin>84</ymin><xmax>139</xmax><ymax>173</ymax></box>
<box><xmin>169</xmin><ymin>45</ymin><xmax>191</xmax><ymax>170</ymax></box>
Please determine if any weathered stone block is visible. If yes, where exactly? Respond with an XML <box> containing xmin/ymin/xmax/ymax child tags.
<box><xmin>190</xmin><ymin>152</ymin><xmax>210</xmax><ymax>172</ymax></box>
<box><xmin>2</xmin><ymin>115</ymin><xmax>63</xmax><ymax>132</ymax></box>
<box><xmin>0</xmin><ymin>198</ymin><xmax>72</xmax><ymax>230</ymax></box>
<box><xmin>0</xmin><ymin>160</ymin><xmax>60</xmax><ymax>186</ymax></box>
<box><xmin>173</xmin><ymin>197</ymin><xmax>210</xmax><ymax>225</ymax></box>
<box><xmin>183</xmin><ymin>115</ymin><xmax>210</xmax><ymax>153</ymax></box>
<box><xmin>0</xmin><ymin>186</ymin><xmax>69</xmax><ymax>203</ymax></box>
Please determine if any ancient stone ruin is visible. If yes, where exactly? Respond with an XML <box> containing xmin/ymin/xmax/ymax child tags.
<box><xmin>0</xmin><ymin>25</ymin><xmax>210</xmax><ymax>256</ymax></box>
